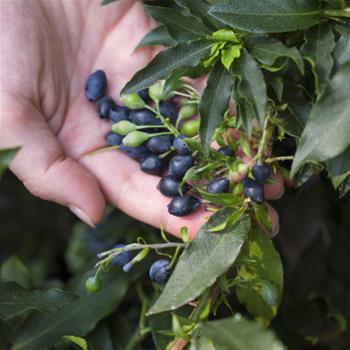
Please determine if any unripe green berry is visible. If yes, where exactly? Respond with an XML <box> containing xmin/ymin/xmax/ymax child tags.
<box><xmin>112</xmin><ymin>120</ymin><xmax>137</xmax><ymax>135</ymax></box>
<box><xmin>120</xmin><ymin>93</ymin><xmax>145</xmax><ymax>109</ymax></box>
<box><xmin>181</xmin><ymin>120</ymin><xmax>200</xmax><ymax>137</ymax></box>
<box><xmin>149</xmin><ymin>81</ymin><xmax>164</xmax><ymax>101</ymax></box>
<box><xmin>179</xmin><ymin>104</ymin><xmax>198</xmax><ymax>120</ymax></box>
<box><xmin>85</xmin><ymin>276</ymin><xmax>101</xmax><ymax>293</ymax></box>
<box><xmin>123</xmin><ymin>131</ymin><xmax>150</xmax><ymax>147</ymax></box>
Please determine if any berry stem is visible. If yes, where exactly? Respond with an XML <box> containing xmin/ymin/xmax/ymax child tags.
<box><xmin>324</xmin><ymin>8</ymin><xmax>350</xmax><ymax>18</ymax></box>
<box><xmin>265</xmin><ymin>155</ymin><xmax>294</xmax><ymax>164</ymax></box>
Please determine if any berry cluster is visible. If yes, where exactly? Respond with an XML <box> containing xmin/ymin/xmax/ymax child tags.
<box><xmin>85</xmin><ymin>70</ymin><xmax>272</xmax><ymax>217</ymax></box>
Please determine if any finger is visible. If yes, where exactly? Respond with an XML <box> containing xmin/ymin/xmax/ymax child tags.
<box><xmin>0</xmin><ymin>95</ymin><xmax>106</xmax><ymax>226</ymax></box>
<box><xmin>264</xmin><ymin>170</ymin><xmax>285</xmax><ymax>200</ymax></box>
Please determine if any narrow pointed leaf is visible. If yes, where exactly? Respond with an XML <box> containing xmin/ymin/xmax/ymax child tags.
<box><xmin>148</xmin><ymin>208</ymin><xmax>250</xmax><ymax>315</ymax></box>
<box><xmin>122</xmin><ymin>39</ymin><xmax>213</xmax><ymax>94</ymax></box>
<box><xmin>136</xmin><ymin>26</ymin><xmax>177</xmax><ymax>49</ymax></box>
<box><xmin>209</xmin><ymin>0</ymin><xmax>322</xmax><ymax>33</ymax></box>
<box><xmin>0</xmin><ymin>146</ymin><xmax>20</xmax><ymax>178</ymax></box>
<box><xmin>199</xmin><ymin>62</ymin><xmax>234</xmax><ymax>154</ymax></box>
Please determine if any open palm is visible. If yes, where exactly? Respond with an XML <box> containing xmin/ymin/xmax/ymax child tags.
<box><xmin>0</xmin><ymin>0</ymin><xmax>282</xmax><ymax>238</ymax></box>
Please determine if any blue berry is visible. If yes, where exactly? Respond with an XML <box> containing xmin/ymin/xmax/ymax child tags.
<box><xmin>252</xmin><ymin>162</ymin><xmax>271</xmax><ymax>183</ymax></box>
<box><xmin>85</xmin><ymin>70</ymin><xmax>107</xmax><ymax>102</ymax></box>
<box><xmin>119</xmin><ymin>143</ymin><xmax>150</xmax><ymax>160</ymax></box>
<box><xmin>173</xmin><ymin>135</ymin><xmax>191</xmax><ymax>155</ymax></box>
<box><xmin>105</xmin><ymin>132</ymin><xmax>123</xmax><ymax>146</ymax></box>
<box><xmin>96</xmin><ymin>96</ymin><xmax>116</xmax><ymax>119</ymax></box>
<box><xmin>243</xmin><ymin>179</ymin><xmax>264</xmax><ymax>204</ymax></box>
<box><xmin>158</xmin><ymin>175</ymin><xmax>191</xmax><ymax>197</ymax></box>
<box><xmin>207</xmin><ymin>178</ymin><xmax>230</xmax><ymax>194</ymax></box>
<box><xmin>110</xmin><ymin>106</ymin><xmax>130</xmax><ymax>123</ymax></box>
<box><xmin>218</xmin><ymin>146</ymin><xmax>234</xmax><ymax>157</ymax></box>
<box><xmin>146</xmin><ymin>135</ymin><xmax>174</xmax><ymax>154</ymax></box>
<box><xmin>168</xmin><ymin>155</ymin><xmax>194</xmax><ymax>178</ymax></box>
<box><xmin>141</xmin><ymin>155</ymin><xmax>163</xmax><ymax>175</ymax></box>
<box><xmin>130</xmin><ymin>109</ymin><xmax>161</xmax><ymax>126</ymax></box>
<box><xmin>167</xmin><ymin>194</ymin><xmax>201</xmax><ymax>216</ymax></box>
<box><xmin>111</xmin><ymin>244</ymin><xmax>132</xmax><ymax>268</ymax></box>
<box><xmin>160</xmin><ymin>101</ymin><xmax>178</xmax><ymax>125</ymax></box>
<box><xmin>137</xmin><ymin>88</ymin><xmax>151</xmax><ymax>103</ymax></box>
<box><xmin>149</xmin><ymin>259</ymin><xmax>170</xmax><ymax>284</ymax></box>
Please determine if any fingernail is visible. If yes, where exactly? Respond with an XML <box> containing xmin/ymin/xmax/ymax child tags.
<box><xmin>270</xmin><ymin>221</ymin><xmax>280</xmax><ymax>238</ymax></box>
<box><xmin>69</xmin><ymin>205</ymin><xmax>95</xmax><ymax>228</ymax></box>
<box><xmin>276</xmin><ymin>186</ymin><xmax>285</xmax><ymax>200</ymax></box>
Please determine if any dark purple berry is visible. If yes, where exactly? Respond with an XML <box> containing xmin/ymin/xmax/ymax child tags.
<box><xmin>243</xmin><ymin>179</ymin><xmax>264</xmax><ymax>204</ymax></box>
<box><xmin>140</xmin><ymin>155</ymin><xmax>163</xmax><ymax>175</ymax></box>
<box><xmin>168</xmin><ymin>155</ymin><xmax>194</xmax><ymax>178</ymax></box>
<box><xmin>207</xmin><ymin>178</ymin><xmax>230</xmax><ymax>194</ymax></box>
<box><xmin>149</xmin><ymin>259</ymin><xmax>170</xmax><ymax>284</ymax></box>
<box><xmin>105</xmin><ymin>132</ymin><xmax>123</xmax><ymax>146</ymax></box>
<box><xmin>173</xmin><ymin>135</ymin><xmax>191</xmax><ymax>155</ymax></box>
<box><xmin>160</xmin><ymin>101</ymin><xmax>178</xmax><ymax>125</ymax></box>
<box><xmin>158</xmin><ymin>175</ymin><xmax>191</xmax><ymax>197</ymax></box>
<box><xmin>96</xmin><ymin>96</ymin><xmax>116</xmax><ymax>119</ymax></box>
<box><xmin>110</xmin><ymin>106</ymin><xmax>130</xmax><ymax>123</ymax></box>
<box><xmin>119</xmin><ymin>143</ymin><xmax>150</xmax><ymax>160</ymax></box>
<box><xmin>111</xmin><ymin>244</ymin><xmax>132</xmax><ymax>268</ymax></box>
<box><xmin>252</xmin><ymin>162</ymin><xmax>271</xmax><ymax>183</ymax></box>
<box><xmin>130</xmin><ymin>109</ymin><xmax>161</xmax><ymax>126</ymax></box>
<box><xmin>167</xmin><ymin>194</ymin><xmax>201</xmax><ymax>217</ymax></box>
<box><xmin>218</xmin><ymin>146</ymin><xmax>234</xmax><ymax>157</ymax></box>
<box><xmin>137</xmin><ymin>88</ymin><xmax>151</xmax><ymax>103</ymax></box>
<box><xmin>85</xmin><ymin>69</ymin><xmax>107</xmax><ymax>102</ymax></box>
<box><xmin>146</xmin><ymin>135</ymin><xmax>174</xmax><ymax>154</ymax></box>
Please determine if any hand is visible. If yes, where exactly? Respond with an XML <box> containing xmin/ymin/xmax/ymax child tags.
<box><xmin>0</xmin><ymin>0</ymin><xmax>283</xmax><ymax>238</ymax></box>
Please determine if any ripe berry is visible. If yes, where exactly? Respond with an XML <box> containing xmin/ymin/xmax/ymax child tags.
<box><xmin>130</xmin><ymin>109</ymin><xmax>161</xmax><ymax>126</ymax></box>
<box><xmin>160</xmin><ymin>101</ymin><xmax>178</xmax><ymax>125</ymax></box>
<box><xmin>105</xmin><ymin>132</ymin><xmax>123</xmax><ymax>146</ymax></box>
<box><xmin>137</xmin><ymin>88</ymin><xmax>151</xmax><ymax>103</ymax></box>
<box><xmin>96</xmin><ymin>96</ymin><xmax>116</xmax><ymax>119</ymax></box>
<box><xmin>146</xmin><ymin>135</ymin><xmax>174</xmax><ymax>154</ymax></box>
<box><xmin>111</xmin><ymin>244</ymin><xmax>132</xmax><ymax>268</ymax></box>
<box><xmin>181</xmin><ymin>119</ymin><xmax>200</xmax><ymax>137</ymax></box>
<box><xmin>158</xmin><ymin>175</ymin><xmax>191</xmax><ymax>197</ymax></box>
<box><xmin>167</xmin><ymin>194</ymin><xmax>201</xmax><ymax>217</ymax></box>
<box><xmin>119</xmin><ymin>144</ymin><xmax>150</xmax><ymax>160</ymax></box>
<box><xmin>141</xmin><ymin>155</ymin><xmax>163</xmax><ymax>175</ymax></box>
<box><xmin>252</xmin><ymin>162</ymin><xmax>271</xmax><ymax>183</ymax></box>
<box><xmin>85</xmin><ymin>70</ymin><xmax>107</xmax><ymax>102</ymax></box>
<box><xmin>85</xmin><ymin>276</ymin><xmax>101</xmax><ymax>293</ymax></box>
<box><xmin>169</xmin><ymin>155</ymin><xmax>194</xmax><ymax>178</ymax></box>
<box><xmin>110</xmin><ymin>106</ymin><xmax>130</xmax><ymax>123</ymax></box>
<box><xmin>218</xmin><ymin>146</ymin><xmax>234</xmax><ymax>157</ymax></box>
<box><xmin>207</xmin><ymin>178</ymin><xmax>230</xmax><ymax>193</ymax></box>
<box><xmin>173</xmin><ymin>135</ymin><xmax>191</xmax><ymax>155</ymax></box>
<box><xmin>243</xmin><ymin>179</ymin><xmax>264</xmax><ymax>204</ymax></box>
<box><xmin>149</xmin><ymin>259</ymin><xmax>170</xmax><ymax>284</ymax></box>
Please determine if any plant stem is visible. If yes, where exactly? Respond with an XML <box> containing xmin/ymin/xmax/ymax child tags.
<box><xmin>174</xmin><ymin>91</ymin><xmax>193</xmax><ymax>99</ymax></box>
<box><xmin>265</xmin><ymin>156</ymin><xmax>294</xmax><ymax>164</ymax></box>
<box><xmin>324</xmin><ymin>8</ymin><xmax>350</xmax><ymax>18</ymax></box>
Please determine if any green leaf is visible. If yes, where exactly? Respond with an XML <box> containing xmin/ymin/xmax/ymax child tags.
<box><xmin>175</xmin><ymin>0</ymin><xmax>221</xmax><ymax>30</ymax></box>
<box><xmin>63</xmin><ymin>335</ymin><xmax>88</xmax><ymax>350</ymax></box>
<box><xmin>136</xmin><ymin>26</ymin><xmax>177</xmax><ymax>49</ymax></box>
<box><xmin>253</xmin><ymin>203</ymin><xmax>272</xmax><ymax>234</ymax></box>
<box><xmin>101</xmin><ymin>0</ymin><xmax>117</xmax><ymax>5</ymax></box>
<box><xmin>322</xmin><ymin>0</ymin><xmax>346</xmax><ymax>9</ymax></box>
<box><xmin>291</xmin><ymin>62</ymin><xmax>350</xmax><ymax>175</ymax></box>
<box><xmin>86</xmin><ymin>322</ymin><xmax>114</xmax><ymax>350</ymax></box>
<box><xmin>301</xmin><ymin>24</ymin><xmax>336</xmax><ymax>94</ymax></box>
<box><xmin>232</xmin><ymin>49</ymin><xmax>267</xmax><ymax>132</ymax></box>
<box><xmin>235</xmin><ymin>227</ymin><xmax>283</xmax><ymax>323</ymax></box>
<box><xmin>246</xmin><ymin>35</ymin><xmax>304</xmax><ymax>74</ymax></box>
<box><xmin>12</xmin><ymin>271</ymin><xmax>130</xmax><ymax>350</ymax></box>
<box><xmin>326</xmin><ymin>147</ymin><xmax>350</xmax><ymax>189</ymax></box>
<box><xmin>333</xmin><ymin>32</ymin><xmax>350</xmax><ymax>70</ymax></box>
<box><xmin>0</xmin><ymin>281</ymin><xmax>77</xmax><ymax>319</ymax></box>
<box><xmin>122</xmin><ymin>39</ymin><xmax>213</xmax><ymax>94</ymax></box>
<box><xmin>0</xmin><ymin>147</ymin><xmax>20</xmax><ymax>178</ymax></box>
<box><xmin>221</xmin><ymin>45</ymin><xmax>242</xmax><ymax>70</ymax></box>
<box><xmin>197</xmin><ymin>188</ymin><xmax>244</xmax><ymax>207</ymax></box>
<box><xmin>209</xmin><ymin>0</ymin><xmax>321</xmax><ymax>34</ymax></box>
<box><xmin>144</xmin><ymin>6</ymin><xmax>210</xmax><ymax>43</ymax></box>
<box><xmin>199</xmin><ymin>62</ymin><xmax>234</xmax><ymax>155</ymax></box>
<box><xmin>1</xmin><ymin>256</ymin><xmax>31</xmax><ymax>289</ymax></box>
<box><xmin>196</xmin><ymin>314</ymin><xmax>286</xmax><ymax>350</ymax></box>
<box><xmin>148</xmin><ymin>208</ymin><xmax>250</xmax><ymax>315</ymax></box>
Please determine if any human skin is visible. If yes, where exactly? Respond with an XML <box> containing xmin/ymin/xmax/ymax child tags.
<box><xmin>0</xmin><ymin>0</ymin><xmax>283</xmax><ymax>239</ymax></box>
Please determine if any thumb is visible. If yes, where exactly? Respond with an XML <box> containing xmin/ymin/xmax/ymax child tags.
<box><xmin>0</xmin><ymin>95</ymin><xmax>105</xmax><ymax>226</ymax></box>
